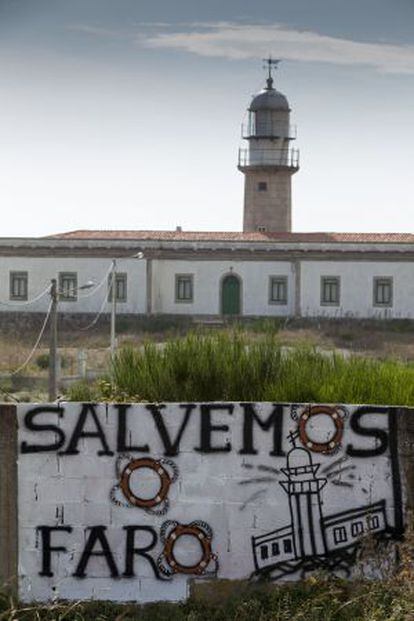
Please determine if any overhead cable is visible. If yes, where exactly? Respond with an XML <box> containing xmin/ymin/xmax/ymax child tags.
<box><xmin>9</xmin><ymin>299</ymin><xmax>53</xmax><ymax>376</ymax></box>
<box><xmin>0</xmin><ymin>283</ymin><xmax>51</xmax><ymax>308</ymax></box>
<box><xmin>78</xmin><ymin>263</ymin><xmax>113</xmax><ymax>299</ymax></box>
<box><xmin>78</xmin><ymin>292</ymin><xmax>109</xmax><ymax>331</ymax></box>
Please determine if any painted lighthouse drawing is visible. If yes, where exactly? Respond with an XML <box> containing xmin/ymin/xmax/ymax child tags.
<box><xmin>280</xmin><ymin>445</ymin><xmax>328</xmax><ymax>559</ymax></box>
<box><xmin>251</xmin><ymin>436</ymin><xmax>389</xmax><ymax>579</ymax></box>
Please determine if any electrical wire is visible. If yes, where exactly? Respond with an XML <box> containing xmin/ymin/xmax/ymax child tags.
<box><xmin>78</xmin><ymin>263</ymin><xmax>114</xmax><ymax>299</ymax></box>
<box><xmin>78</xmin><ymin>291</ymin><xmax>110</xmax><ymax>331</ymax></box>
<box><xmin>79</xmin><ymin>253</ymin><xmax>142</xmax><ymax>300</ymax></box>
<box><xmin>0</xmin><ymin>385</ymin><xmax>19</xmax><ymax>403</ymax></box>
<box><xmin>0</xmin><ymin>283</ymin><xmax>51</xmax><ymax>308</ymax></box>
<box><xmin>9</xmin><ymin>299</ymin><xmax>53</xmax><ymax>376</ymax></box>
<box><xmin>78</xmin><ymin>267</ymin><xmax>119</xmax><ymax>331</ymax></box>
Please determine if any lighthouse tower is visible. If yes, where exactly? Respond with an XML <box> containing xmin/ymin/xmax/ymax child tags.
<box><xmin>238</xmin><ymin>59</ymin><xmax>299</xmax><ymax>233</ymax></box>
<box><xmin>280</xmin><ymin>447</ymin><xmax>327</xmax><ymax>559</ymax></box>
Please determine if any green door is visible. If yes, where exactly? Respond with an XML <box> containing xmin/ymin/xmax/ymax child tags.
<box><xmin>222</xmin><ymin>275</ymin><xmax>241</xmax><ymax>315</ymax></box>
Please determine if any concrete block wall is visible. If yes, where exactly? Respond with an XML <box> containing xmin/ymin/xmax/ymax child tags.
<box><xmin>0</xmin><ymin>402</ymin><xmax>413</xmax><ymax>603</ymax></box>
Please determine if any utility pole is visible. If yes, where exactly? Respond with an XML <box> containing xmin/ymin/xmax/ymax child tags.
<box><xmin>48</xmin><ymin>278</ymin><xmax>58</xmax><ymax>401</ymax></box>
<box><xmin>109</xmin><ymin>253</ymin><xmax>144</xmax><ymax>356</ymax></box>
<box><xmin>110</xmin><ymin>260</ymin><xmax>117</xmax><ymax>356</ymax></box>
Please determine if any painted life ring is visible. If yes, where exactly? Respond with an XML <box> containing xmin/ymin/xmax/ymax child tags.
<box><xmin>119</xmin><ymin>457</ymin><xmax>173</xmax><ymax>509</ymax></box>
<box><xmin>298</xmin><ymin>405</ymin><xmax>346</xmax><ymax>453</ymax></box>
<box><xmin>158</xmin><ymin>520</ymin><xmax>218</xmax><ymax>577</ymax></box>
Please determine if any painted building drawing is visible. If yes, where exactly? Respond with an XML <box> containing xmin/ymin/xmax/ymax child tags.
<box><xmin>252</xmin><ymin>439</ymin><xmax>390</xmax><ymax>579</ymax></box>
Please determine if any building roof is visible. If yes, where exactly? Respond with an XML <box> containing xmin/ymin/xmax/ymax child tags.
<box><xmin>46</xmin><ymin>230</ymin><xmax>414</xmax><ymax>244</ymax></box>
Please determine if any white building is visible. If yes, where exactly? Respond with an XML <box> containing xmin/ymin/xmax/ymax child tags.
<box><xmin>1</xmin><ymin>63</ymin><xmax>413</xmax><ymax>320</ymax></box>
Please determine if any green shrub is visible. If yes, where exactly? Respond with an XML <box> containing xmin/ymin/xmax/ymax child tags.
<box><xmin>68</xmin><ymin>333</ymin><xmax>414</xmax><ymax>405</ymax></box>
<box><xmin>242</xmin><ymin>317</ymin><xmax>285</xmax><ymax>334</ymax></box>
<box><xmin>35</xmin><ymin>353</ymin><xmax>49</xmax><ymax>369</ymax></box>
<box><xmin>66</xmin><ymin>380</ymin><xmax>100</xmax><ymax>402</ymax></box>
<box><xmin>36</xmin><ymin>353</ymin><xmax>69</xmax><ymax>370</ymax></box>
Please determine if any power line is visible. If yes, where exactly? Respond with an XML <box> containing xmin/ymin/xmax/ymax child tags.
<box><xmin>9</xmin><ymin>299</ymin><xmax>53</xmax><ymax>376</ymax></box>
<box><xmin>0</xmin><ymin>385</ymin><xmax>19</xmax><ymax>403</ymax></box>
<box><xmin>78</xmin><ymin>291</ymin><xmax>109</xmax><ymax>331</ymax></box>
<box><xmin>0</xmin><ymin>283</ymin><xmax>51</xmax><ymax>308</ymax></box>
<box><xmin>78</xmin><ymin>264</ymin><xmax>114</xmax><ymax>299</ymax></box>
<box><xmin>79</xmin><ymin>255</ymin><xmax>141</xmax><ymax>300</ymax></box>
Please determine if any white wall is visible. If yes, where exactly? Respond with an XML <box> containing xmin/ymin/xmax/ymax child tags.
<box><xmin>17</xmin><ymin>402</ymin><xmax>404</xmax><ymax>603</ymax></box>
<box><xmin>151</xmin><ymin>259</ymin><xmax>294</xmax><ymax>316</ymax></box>
<box><xmin>0</xmin><ymin>257</ymin><xmax>147</xmax><ymax>314</ymax></box>
<box><xmin>301</xmin><ymin>261</ymin><xmax>414</xmax><ymax>318</ymax></box>
<box><xmin>1</xmin><ymin>255</ymin><xmax>413</xmax><ymax>319</ymax></box>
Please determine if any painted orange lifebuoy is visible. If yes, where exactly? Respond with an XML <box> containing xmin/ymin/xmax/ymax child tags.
<box><xmin>119</xmin><ymin>457</ymin><xmax>172</xmax><ymax>509</ymax></box>
<box><xmin>298</xmin><ymin>405</ymin><xmax>344</xmax><ymax>453</ymax></box>
<box><xmin>162</xmin><ymin>523</ymin><xmax>215</xmax><ymax>575</ymax></box>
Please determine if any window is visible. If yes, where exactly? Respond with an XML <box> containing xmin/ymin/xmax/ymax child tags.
<box><xmin>367</xmin><ymin>515</ymin><xmax>380</xmax><ymax>531</ymax></box>
<box><xmin>269</xmin><ymin>276</ymin><xmax>288</xmax><ymax>305</ymax></box>
<box><xmin>373</xmin><ymin>277</ymin><xmax>393</xmax><ymax>307</ymax></box>
<box><xmin>257</xmin><ymin>181</ymin><xmax>268</xmax><ymax>192</ymax></box>
<box><xmin>257</xmin><ymin>225</ymin><xmax>267</xmax><ymax>232</ymax></box>
<box><xmin>283</xmin><ymin>538</ymin><xmax>292</xmax><ymax>554</ymax></box>
<box><xmin>271</xmin><ymin>542</ymin><xmax>280</xmax><ymax>556</ymax></box>
<box><xmin>9</xmin><ymin>271</ymin><xmax>28</xmax><ymax>301</ymax></box>
<box><xmin>351</xmin><ymin>521</ymin><xmax>364</xmax><ymax>538</ymax></box>
<box><xmin>321</xmin><ymin>276</ymin><xmax>340</xmax><ymax>306</ymax></box>
<box><xmin>175</xmin><ymin>274</ymin><xmax>193</xmax><ymax>303</ymax></box>
<box><xmin>108</xmin><ymin>273</ymin><xmax>127</xmax><ymax>303</ymax></box>
<box><xmin>260</xmin><ymin>545</ymin><xmax>269</xmax><ymax>560</ymax></box>
<box><xmin>333</xmin><ymin>526</ymin><xmax>348</xmax><ymax>545</ymax></box>
<box><xmin>58</xmin><ymin>272</ymin><xmax>77</xmax><ymax>301</ymax></box>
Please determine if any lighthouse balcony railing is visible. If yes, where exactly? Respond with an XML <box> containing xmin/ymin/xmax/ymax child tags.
<box><xmin>241</xmin><ymin>121</ymin><xmax>297</xmax><ymax>140</ymax></box>
<box><xmin>290</xmin><ymin>479</ymin><xmax>321</xmax><ymax>494</ymax></box>
<box><xmin>238</xmin><ymin>148</ymin><xmax>300</xmax><ymax>168</ymax></box>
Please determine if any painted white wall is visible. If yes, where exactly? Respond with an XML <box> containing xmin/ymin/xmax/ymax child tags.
<box><xmin>151</xmin><ymin>259</ymin><xmax>294</xmax><ymax>316</ymax></box>
<box><xmin>0</xmin><ymin>257</ymin><xmax>147</xmax><ymax>314</ymax></box>
<box><xmin>1</xmin><ymin>254</ymin><xmax>413</xmax><ymax>319</ymax></box>
<box><xmin>301</xmin><ymin>261</ymin><xmax>414</xmax><ymax>319</ymax></box>
<box><xmin>17</xmin><ymin>402</ymin><xmax>402</xmax><ymax>603</ymax></box>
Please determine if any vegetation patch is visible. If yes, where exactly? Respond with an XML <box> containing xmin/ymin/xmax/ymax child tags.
<box><xmin>1</xmin><ymin>577</ymin><xmax>413</xmax><ymax>620</ymax></box>
<box><xmin>68</xmin><ymin>332</ymin><xmax>414</xmax><ymax>405</ymax></box>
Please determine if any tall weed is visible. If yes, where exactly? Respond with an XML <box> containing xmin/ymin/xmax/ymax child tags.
<box><xmin>70</xmin><ymin>333</ymin><xmax>414</xmax><ymax>405</ymax></box>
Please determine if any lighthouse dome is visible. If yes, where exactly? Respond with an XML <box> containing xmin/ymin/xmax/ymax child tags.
<box><xmin>249</xmin><ymin>86</ymin><xmax>289</xmax><ymax>112</ymax></box>
<box><xmin>287</xmin><ymin>447</ymin><xmax>312</xmax><ymax>469</ymax></box>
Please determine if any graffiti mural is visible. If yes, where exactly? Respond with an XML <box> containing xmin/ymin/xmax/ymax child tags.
<box><xmin>251</xmin><ymin>435</ymin><xmax>391</xmax><ymax>579</ymax></box>
<box><xmin>16</xmin><ymin>402</ymin><xmax>405</xmax><ymax>603</ymax></box>
<box><xmin>158</xmin><ymin>520</ymin><xmax>218</xmax><ymax>577</ymax></box>
<box><xmin>295</xmin><ymin>405</ymin><xmax>347</xmax><ymax>454</ymax></box>
<box><xmin>111</xmin><ymin>455</ymin><xmax>179</xmax><ymax>515</ymax></box>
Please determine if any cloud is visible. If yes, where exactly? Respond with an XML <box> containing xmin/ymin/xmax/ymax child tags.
<box><xmin>141</xmin><ymin>22</ymin><xmax>414</xmax><ymax>74</ymax></box>
<box><xmin>68</xmin><ymin>24</ymin><xmax>127</xmax><ymax>39</ymax></box>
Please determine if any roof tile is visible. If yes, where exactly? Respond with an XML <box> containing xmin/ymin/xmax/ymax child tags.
<box><xmin>46</xmin><ymin>230</ymin><xmax>414</xmax><ymax>244</ymax></box>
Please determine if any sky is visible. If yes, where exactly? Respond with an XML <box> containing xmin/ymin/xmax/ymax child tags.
<box><xmin>0</xmin><ymin>0</ymin><xmax>413</xmax><ymax>236</ymax></box>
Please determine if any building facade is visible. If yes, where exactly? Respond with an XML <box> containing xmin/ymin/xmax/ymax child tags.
<box><xmin>0</xmin><ymin>232</ymin><xmax>413</xmax><ymax>319</ymax></box>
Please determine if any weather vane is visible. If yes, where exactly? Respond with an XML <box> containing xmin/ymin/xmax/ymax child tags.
<box><xmin>262</xmin><ymin>56</ymin><xmax>281</xmax><ymax>89</ymax></box>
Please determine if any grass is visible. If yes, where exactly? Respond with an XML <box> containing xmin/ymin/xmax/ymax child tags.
<box><xmin>1</xmin><ymin>577</ymin><xmax>413</xmax><ymax>620</ymax></box>
<box><xmin>68</xmin><ymin>332</ymin><xmax>414</xmax><ymax>405</ymax></box>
